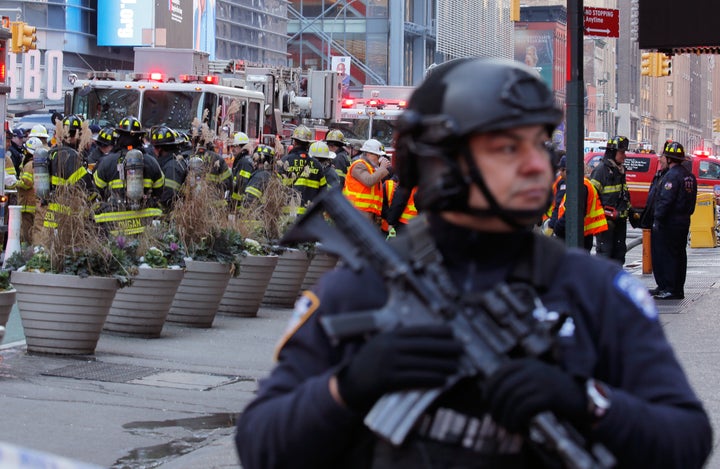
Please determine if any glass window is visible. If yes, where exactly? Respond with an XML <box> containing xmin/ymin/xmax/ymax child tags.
<box><xmin>73</xmin><ymin>88</ymin><xmax>141</xmax><ymax>128</ymax></box>
<box><xmin>248</xmin><ymin>101</ymin><xmax>261</xmax><ymax>139</ymax></box>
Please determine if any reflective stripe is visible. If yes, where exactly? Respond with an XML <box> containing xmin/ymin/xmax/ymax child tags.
<box><xmin>343</xmin><ymin>159</ymin><xmax>383</xmax><ymax>215</ymax></box>
<box><xmin>558</xmin><ymin>178</ymin><xmax>608</xmax><ymax>236</ymax></box>
<box><xmin>245</xmin><ymin>186</ymin><xmax>262</xmax><ymax>198</ymax></box>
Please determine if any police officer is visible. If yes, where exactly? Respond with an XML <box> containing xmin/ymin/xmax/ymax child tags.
<box><xmin>590</xmin><ymin>135</ymin><xmax>631</xmax><ymax>264</ymax></box>
<box><xmin>649</xmin><ymin>141</ymin><xmax>697</xmax><ymax>300</ymax></box>
<box><xmin>235</xmin><ymin>58</ymin><xmax>712</xmax><ymax>468</ymax></box>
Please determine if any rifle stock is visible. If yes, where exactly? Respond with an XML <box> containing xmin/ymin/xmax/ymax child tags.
<box><xmin>281</xmin><ymin>188</ymin><xmax>615</xmax><ymax>469</ymax></box>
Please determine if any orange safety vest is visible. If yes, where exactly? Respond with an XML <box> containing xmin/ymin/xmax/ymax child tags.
<box><xmin>558</xmin><ymin>178</ymin><xmax>608</xmax><ymax>236</ymax></box>
<box><xmin>343</xmin><ymin>159</ymin><xmax>383</xmax><ymax>216</ymax></box>
<box><xmin>381</xmin><ymin>179</ymin><xmax>418</xmax><ymax>231</ymax></box>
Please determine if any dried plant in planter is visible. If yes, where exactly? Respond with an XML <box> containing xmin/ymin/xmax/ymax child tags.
<box><xmin>170</xmin><ymin>177</ymin><xmax>245</xmax><ymax>274</ymax></box>
<box><xmin>28</xmin><ymin>185</ymin><xmax>134</xmax><ymax>285</ymax></box>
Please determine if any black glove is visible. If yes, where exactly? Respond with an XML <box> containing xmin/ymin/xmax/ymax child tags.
<box><xmin>484</xmin><ymin>358</ymin><xmax>587</xmax><ymax>433</ymax></box>
<box><xmin>337</xmin><ymin>324</ymin><xmax>463</xmax><ymax>412</ymax></box>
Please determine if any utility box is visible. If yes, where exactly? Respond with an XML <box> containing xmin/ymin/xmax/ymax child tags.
<box><xmin>308</xmin><ymin>71</ymin><xmax>342</xmax><ymax>122</ymax></box>
<box><xmin>133</xmin><ymin>48</ymin><xmax>209</xmax><ymax>80</ymax></box>
<box><xmin>690</xmin><ymin>193</ymin><xmax>717</xmax><ymax>248</ymax></box>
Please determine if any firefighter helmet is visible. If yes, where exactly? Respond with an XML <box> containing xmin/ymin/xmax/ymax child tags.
<box><xmin>252</xmin><ymin>144</ymin><xmax>276</xmax><ymax>166</ymax></box>
<box><xmin>663</xmin><ymin>141</ymin><xmax>686</xmax><ymax>161</ymax></box>
<box><xmin>360</xmin><ymin>139</ymin><xmax>385</xmax><ymax>156</ymax></box>
<box><xmin>95</xmin><ymin>127</ymin><xmax>117</xmax><ymax>146</ymax></box>
<box><xmin>291</xmin><ymin>125</ymin><xmax>313</xmax><ymax>143</ymax></box>
<box><xmin>150</xmin><ymin>125</ymin><xmax>179</xmax><ymax>146</ymax></box>
<box><xmin>25</xmin><ymin>137</ymin><xmax>43</xmax><ymax>155</ymax></box>
<box><xmin>62</xmin><ymin>115</ymin><xmax>84</xmax><ymax>134</ymax></box>
<box><xmin>614</xmin><ymin>136</ymin><xmax>629</xmax><ymax>151</ymax></box>
<box><xmin>309</xmin><ymin>141</ymin><xmax>335</xmax><ymax>159</ymax></box>
<box><xmin>325</xmin><ymin>129</ymin><xmax>346</xmax><ymax>145</ymax></box>
<box><xmin>29</xmin><ymin>124</ymin><xmax>49</xmax><ymax>139</ymax></box>
<box><xmin>393</xmin><ymin>57</ymin><xmax>562</xmax><ymax>219</ymax></box>
<box><xmin>231</xmin><ymin>132</ymin><xmax>250</xmax><ymax>146</ymax></box>
<box><xmin>116</xmin><ymin>116</ymin><xmax>145</xmax><ymax>135</ymax></box>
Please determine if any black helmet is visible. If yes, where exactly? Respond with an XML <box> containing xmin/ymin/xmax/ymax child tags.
<box><xmin>95</xmin><ymin>127</ymin><xmax>117</xmax><ymax>146</ymax></box>
<box><xmin>62</xmin><ymin>114</ymin><xmax>83</xmax><ymax>132</ymax></box>
<box><xmin>663</xmin><ymin>141</ymin><xmax>685</xmax><ymax>161</ymax></box>
<box><xmin>252</xmin><ymin>144</ymin><xmax>276</xmax><ymax>166</ymax></box>
<box><xmin>150</xmin><ymin>125</ymin><xmax>179</xmax><ymax>146</ymax></box>
<box><xmin>393</xmin><ymin>57</ymin><xmax>562</xmax><ymax>223</ymax></box>
<box><xmin>116</xmin><ymin>116</ymin><xmax>145</xmax><ymax>135</ymax></box>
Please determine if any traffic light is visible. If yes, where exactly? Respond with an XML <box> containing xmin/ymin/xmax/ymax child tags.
<box><xmin>713</xmin><ymin>118</ymin><xmax>720</xmax><ymax>133</ymax></box>
<box><xmin>0</xmin><ymin>38</ymin><xmax>5</xmax><ymax>82</ymax></box>
<box><xmin>641</xmin><ymin>52</ymin><xmax>656</xmax><ymax>77</ymax></box>
<box><xmin>658</xmin><ymin>53</ymin><xmax>672</xmax><ymax>77</ymax></box>
<box><xmin>10</xmin><ymin>21</ymin><xmax>36</xmax><ymax>54</ymax></box>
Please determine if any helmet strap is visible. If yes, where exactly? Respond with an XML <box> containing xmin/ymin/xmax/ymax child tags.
<box><xmin>460</xmin><ymin>145</ymin><xmax>549</xmax><ymax>230</ymax></box>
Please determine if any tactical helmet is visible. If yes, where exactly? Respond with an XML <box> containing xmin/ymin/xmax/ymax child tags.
<box><xmin>150</xmin><ymin>125</ymin><xmax>179</xmax><ymax>146</ymax></box>
<box><xmin>95</xmin><ymin>127</ymin><xmax>117</xmax><ymax>146</ymax></box>
<box><xmin>325</xmin><ymin>129</ymin><xmax>346</xmax><ymax>145</ymax></box>
<box><xmin>393</xmin><ymin>57</ymin><xmax>562</xmax><ymax>219</ymax></box>
<box><xmin>360</xmin><ymin>139</ymin><xmax>385</xmax><ymax>156</ymax></box>
<box><xmin>25</xmin><ymin>137</ymin><xmax>43</xmax><ymax>155</ymax></box>
<box><xmin>231</xmin><ymin>132</ymin><xmax>250</xmax><ymax>146</ymax></box>
<box><xmin>116</xmin><ymin>116</ymin><xmax>145</xmax><ymax>135</ymax></box>
<box><xmin>29</xmin><ymin>124</ymin><xmax>49</xmax><ymax>139</ymax></box>
<box><xmin>663</xmin><ymin>141</ymin><xmax>686</xmax><ymax>161</ymax></box>
<box><xmin>291</xmin><ymin>125</ymin><xmax>313</xmax><ymax>143</ymax></box>
<box><xmin>252</xmin><ymin>144</ymin><xmax>276</xmax><ymax>166</ymax></box>
<box><xmin>63</xmin><ymin>115</ymin><xmax>84</xmax><ymax>134</ymax></box>
<box><xmin>309</xmin><ymin>141</ymin><xmax>335</xmax><ymax>159</ymax></box>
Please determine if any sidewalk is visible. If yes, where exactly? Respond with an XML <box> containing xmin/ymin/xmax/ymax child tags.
<box><xmin>0</xmin><ymin>230</ymin><xmax>719</xmax><ymax>468</ymax></box>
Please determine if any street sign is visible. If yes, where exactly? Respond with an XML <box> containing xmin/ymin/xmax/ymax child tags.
<box><xmin>584</xmin><ymin>7</ymin><xmax>619</xmax><ymax>38</ymax></box>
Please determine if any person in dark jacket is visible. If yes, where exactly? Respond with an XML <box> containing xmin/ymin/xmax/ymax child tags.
<box><xmin>308</xmin><ymin>141</ymin><xmax>341</xmax><ymax>189</ymax></box>
<box><xmin>242</xmin><ymin>144</ymin><xmax>277</xmax><ymax>205</ymax></box>
<box><xmin>647</xmin><ymin>142</ymin><xmax>697</xmax><ymax>300</ymax></box>
<box><xmin>236</xmin><ymin>58</ymin><xmax>712</xmax><ymax>469</ymax></box>
<box><xmin>590</xmin><ymin>136</ymin><xmax>631</xmax><ymax>265</ymax></box>
<box><xmin>277</xmin><ymin>125</ymin><xmax>327</xmax><ymax>214</ymax></box>
<box><xmin>150</xmin><ymin>125</ymin><xmax>187</xmax><ymax>212</ymax></box>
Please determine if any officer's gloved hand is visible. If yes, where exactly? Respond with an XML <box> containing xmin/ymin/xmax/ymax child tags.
<box><xmin>337</xmin><ymin>324</ymin><xmax>462</xmax><ymax>413</ymax></box>
<box><xmin>484</xmin><ymin>358</ymin><xmax>587</xmax><ymax>433</ymax></box>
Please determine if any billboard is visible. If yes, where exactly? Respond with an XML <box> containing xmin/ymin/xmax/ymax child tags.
<box><xmin>514</xmin><ymin>28</ymin><xmax>554</xmax><ymax>89</ymax></box>
<box><xmin>331</xmin><ymin>56</ymin><xmax>351</xmax><ymax>97</ymax></box>
<box><xmin>639</xmin><ymin>0</ymin><xmax>720</xmax><ymax>50</ymax></box>
<box><xmin>97</xmin><ymin>0</ymin><xmax>193</xmax><ymax>48</ymax></box>
<box><xmin>194</xmin><ymin>0</ymin><xmax>216</xmax><ymax>59</ymax></box>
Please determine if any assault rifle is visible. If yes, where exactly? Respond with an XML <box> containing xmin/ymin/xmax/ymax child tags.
<box><xmin>281</xmin><ymin>188</ymin><xmax>615</xmax><ymax>469</ymax></box>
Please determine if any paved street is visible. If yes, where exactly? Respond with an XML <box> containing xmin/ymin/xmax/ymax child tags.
<box><xmin>0</xmin><ymin>227</ymin><xmax>719</xmax><ymax>468</ymax></box>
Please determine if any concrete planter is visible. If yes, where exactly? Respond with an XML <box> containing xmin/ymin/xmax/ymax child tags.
<box><xmin>11</xmin><ymin>271</ymin><xmax>119</xmax><ymax>355</ymax></box>
<box><xmin>166</xmin><ymin>260</ymin><xmax>232</xmax><ymax>328</ymax></box>
<box><xmin>262</xmin><ymin>249</ymin><xmax>311</xmax><ymax>308</ymax></box>
<box><xmin>0</xmin><ymin>288</ymin><xmax>17</xmax><ymax>329</ymax></box>
<box><xmin>104</xmin><ymin>268</ymin><xmax>185</xmax><ymax>337</ymax></box>
<box><xmin>300</xmin><ymin>251</ymin><xmax>339</xmax><ymax>292</ymax></box>
<box><xmin>219</xmin><ymin>255</ymin><xmax>278</xmax><ymax>318</ymax></box>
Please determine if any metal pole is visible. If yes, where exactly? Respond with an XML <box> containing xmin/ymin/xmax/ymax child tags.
<box><xmin>565</xmin><ymin>0</ymin><xmax>584</xmax><ymax>249</ymax></box>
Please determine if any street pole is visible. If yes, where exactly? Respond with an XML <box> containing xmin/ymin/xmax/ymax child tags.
<box><xmin>565</xmin><ymin>0</ymin><xmax>584</xmax><ymax>249</ymax></box>
<box><xmin>0</xmin><ymin>26</ymin><xmax>11</xmax><ymax>238</ymax></box>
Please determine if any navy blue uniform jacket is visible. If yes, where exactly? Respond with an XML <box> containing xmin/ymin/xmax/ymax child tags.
<box><xmin>236</xmin><ymin>226</ymin><xmax>712</xmax><ymax>469</ymax></box>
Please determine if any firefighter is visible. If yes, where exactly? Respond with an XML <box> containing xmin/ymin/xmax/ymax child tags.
<box><xmin>151</xmin><ymin>125</ymin><xmax>187</xmax><ymax>212</ymax></box>
<box><xmin>342</xmin><ymin>138</ymin><xmax>391</xmax><ymax>223</ymax></box>
<box><xmin>590</xmin><ymin>135</ymin><xmax>631</xmax><ymax>264</ymax></box>
<box><xmin>42</xmin><ymin>114</ymin><xmax>96</xmax><ymax>229</ymax></box>
<box><xmin>325</xmin><ymin>129</ymin><xmax>351</xmax><ymax>185</ymax></box>
<box><xmin>278</xmin><ymin>125</ymin><xmax>327</xmax><ymax>214</ymax></box>
<box><xmin>192</xmin><ymin>134</ymin><xmax>233</xmax><ymax>199</ymax></box>
<box><xmin>6</xmin><ymin>128</ymin><xmax>27</xmax><ymax>176</ymax></box>
<box><xmin>14</xmin><ymin>137</ymin><xmax>44</xmax><ymax>244</ymax></box>
<box><xmin>86</xmin><ymin>127</ymin><xmax>117</xmax><ymax>172</ymax></box>
<box><xmin>236</xmin><ymin>57</ymin><xmax>713</xmax><ymax>469</ymax></box>
<box><xmin>93</xmin><ymin>117</ymin><xmax>164</xmax><ymax>236</ymax></box>
<box><xmin>28</xmin><ymin>124</ymin><xmax>50</xmax><ymax>147</ymax></box>
<box><xmin>229</xmin><ymin>131</ymin><xmax>254</xmax><ymax>206</ymax></box>
<box><xmin>648</xmin><ymin>141</ymin><xmax>697</xmax><ymax>300</ymax></box>
<box><xmin>242</xmin><ymin>144</ymin><xmax>277</xmax><ymax>205</ymax></box>
<box><xmin>308</xmin><ymin>141</ymin><xmax>341</xmax><ymax>188</ymax></box>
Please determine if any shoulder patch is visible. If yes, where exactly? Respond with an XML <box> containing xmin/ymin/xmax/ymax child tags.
<box><xmin>664</xmin><ymin>181</ymin><xmax>673</xmax><ymax>190</ymax></box>
<box><xmin>274</xmin><ymin>291</ymin><xmax>320</xmax><ymax>361</ymax></box>
<box><xmin>614</xmin><ymin>272</ymin><xmax>657</xmax><ymax>320</ymax></box>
